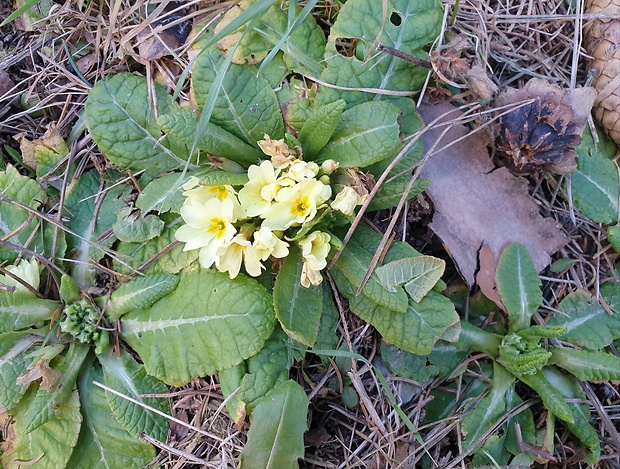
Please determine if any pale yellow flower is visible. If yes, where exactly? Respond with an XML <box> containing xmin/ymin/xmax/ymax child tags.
<box><xmin>287</xmin><ymin>160</ymin><xmax>319</xmax><ymax>182</ymax></box>
<box><xmin>321</xmin><ymin>159</ymin><xmax>339</xmax><ymax>175</ymax></box>
<box><xmin>253</xmin><ymin>226</ymin><xmax>289</xmax><ymax>260</ymax></box>
<box><xmin>260</xmin><ymin>179</ymin><xmax>332</xmax><ymax>230</ymax></box>
<box><xmin>216</xmin><ymin>232</ymin><xmax>263</xmax><ymax>278</ymax></box>
<box><xmin>183</xmin><ymin>177</ymin><xmax>245</xmax><ymax>220</ymax></box>
<box><xmin>298</xmin><ymin>231</ymin><xmax>331</xmax><ymax>287</ymax></box>
<box><xmin>0</xmin><ymin>258</ymin><xmax>40</xmax><ymax>292</ymax></box>
<box><xmin>175</xmin><ymin>197</ymin><xmax>238</xmax><ymax>268</ymax></box>
<box><xmin>257</xmin><ymin>134</ymin><xmax>296</xmax><ymax>169</ymax></box>
<box><xmin>238</xmin><ymin>160</ymin><xmax>280</xmax><ymax>217</ymax></box>
<box><xmin>331</xmin><ymin>186</ymin><xmax>367</xmax><ymax>216</ymax></box>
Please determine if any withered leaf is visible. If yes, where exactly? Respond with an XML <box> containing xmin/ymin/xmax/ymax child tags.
<box><xmin>418</xmin><ymin>102</ymin><xmax>568</xmax><ymax>286</ymax></box>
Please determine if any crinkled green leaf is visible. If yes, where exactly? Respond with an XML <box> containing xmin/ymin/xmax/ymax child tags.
<box><xmin>277</xmin><ymin>78</ymin><xmax>317</xmax><ymax>134</ymax></box>
<box><xmin>298</xmin><ymin>99</ymin><xmax>346</xmax><ymax>159</ymax></box>
<box><xmin>462</xmin><ymin>363</ymin><xmax>514</xmax><ymax>451</ymax></box>
<box><xmin>518</xmin><ymin>369</ymin><xmax>574</xmax><ymax>424</ymax></box>
<box><xmin>239</xmin><ymin>380</ymin><xmax>308</xmax><ymax>469</ymax></box>
<box><xmin>496</xmin><ymin>243</ymin><xmax>542</xmax><ymax>333</ymax></box>
<box><xmin>120</xmin><ymin>269</ymin><xmax>275</xmax><ymax>386</ymax></box>
<box><xmin>330</xmin><ymin>239</ymin><xmax>408</xmax><ymax>316</ymax></box>
<box><xmin>547</xmin><ymin>284</ymin><xmax>620</xmax><ymax>349</ymax></box>
<box><xmin>63</xmin><ymin>170</ymin><xmax>130</xmax><ymax>286</ymax></box>
<box><xmin>331</xmin><ymin>239</ymin><xmax>458</xmax><ymax>354</ymax></box>
<box><xmin>0</xmin><ymin>165</ymin><xmax>63</xmax><ymax>262</ymax></box>
<box><xmin>313</xmin><ymin>286</ymin><xmax>340</xmax><ymax>358</ymax></box>
<box><xmin>219</xmin><ymin>327</ymin><xmax>289</xmax><ymax>424</ymax></box>
<box><xmin>316</xmin><ymin>101</ymin><xmax>402</xmax><ymax>168</ymax></box>
<box><xmin>66</xmin><ymin>363</ymin><xmax>156</xmax><ymax>469</ymax></box>
<box><xmin>550</xmin><ymin>346</ymin><xmax>620</xmax><ymax>382</ymax></box>
<box><xmin>542</xmin><ymin>366</ymin><xmax>600</xmax><ymax>464</ymax></box>
<box><xmin>85</xmin><ymin>73</ymin><xmax>190</xmax><ymax>174</ymax></box>
<box><xmin>366</xmin><ymin>99</ymin><xmax>428</xmax><ymax>211</ymax></box>
<box><xmin>113</xmin><ymin>216</ymin><xmax>198</xmax><ymax>275</ymax></box>
<box><xmin>105</xmin><ymin>273</ymin><xmax>179</xmax><ymax>321</ymax></box>
<box><xmin>381</xmin><ymin>342</ymin><xmax>466</xmax><ymax>382</ymax></box>
<box><xmin>273</xmin><ymin>244</ymin><xmax>322</xmax><ymax>346</ymax></box>
<box><xmin>157</xmin><ymin>107</ymin><xmax>265</xmax><ymax>166</ymax></box>
<box><xmin>216</xmin><ymin>0</ymin><xmax>325</xmax><ymax>75</ymax></box>
<box><xmin>319</xmin><ymin>0</ymin><xmax>442</xmax><ymax>106</ymax></box>
<box><xmin>375</xmin><ymin>255</ymin><xmax>445</xmax><ymax>302</ymax></box>
<box><xmin>60</xmin><ymin>274</ymin><xmax>81</xmax><ymax>305</ymax></box>
<box><xmin>0</xmin><ymin>291</ymin><xmax>59</xmax><ymax>333</ymax></box>
<box><xmin>570</xmin><ymin>126</ymin><xmax>619</xmax><ymax>224</ymax></box>
<box><xmin>135</xmin><ymin>172</ymin><xmax>186</xmax><ymax>214</ymax></box>
<box><xmin>112</xmin><ymin>208</ymin><xmax>164</xmax><ymax>243</ymax></box>
<box><xmin>0</xmin><ymin>332</ymin><xmax>40</xmax><ymax>412</ymax></box>
<box><xmin>193</xmin><ymin>48</ymin><xmax>285</xmax><ymax>144</ymax></box>
<box><xmin>1</xmin><ymin>387</ymin><xmax>81</xmax><ymax>469</ymax></box>
<box><xmin>22</xmin><ymin>343</ymin><xmax>89</xmax><ymax>433</ymax></box>
<box><xmin>98</xmin><ymin>350</ymin><xmax>170</xmax><ymax>441</ymax></box>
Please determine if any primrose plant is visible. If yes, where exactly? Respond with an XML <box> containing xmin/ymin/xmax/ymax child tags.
<box><xmin>454</xmin><ymin>243</ymin><xmax>620</xmax><ymax>466</ymax></box>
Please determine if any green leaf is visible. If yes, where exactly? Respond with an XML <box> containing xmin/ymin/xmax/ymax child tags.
<box><xmin>112</xmin><ymin>208</ymin><xmax>165</xmax><ymax>243</ymax></box>
<box><xmin>518</xmin><ymin>369</ymin><xmax>574</xmax><ymax>424</ymax></box>
<box><xmin>63</xmin><ymin>170</ymin><xmax>130</xmax><ymax>286</ymax></box>
<box><xmin>316</xmin><ymin>101</ymin><xmax>402</xmax><ymax>168</ymax></box>
<box><xmin>298</xmin><ymin>99</ymin><xmax>346</xmax><ymax>160</ymax></box>
<box><xmin>120</xmin><ymin>269</ymin><xmax>275</xmax><ymax>386</ymax></box>
<box><xmin>366</xmin><ymin>99</ymin><xmax>428</xmax><ymax>211</ymax></box>
<box><xmin>66</xmin><ymin>363</ymin><xmax>156</xmax><ymax>469</ymax></box>
<box><xmin>273</xmin><ymin>244</ymin><xmax>322</xmax><ymax>346</ymax></box>
<box><xmin>375</xmin><ymin>255</ymin><xmax>445</xmax><ymax>302</ymax></box>
<box><xmin>219</xmin><ymin>327</ymin><xmax>289</xmax><ymax>424</ymax></box>
<box><xmin>381</xmin><ymin>342</ymin><xmax>467</xmax><ymax>382</ymax></box>
<box><xmin>157</xmin><ymin>107</ymin><xmax>265</xmax><ymax>166</ymax></box>
<box><xmin>496</xmin><ymin>243</ymin><xmax>542</xmax><ymax>332</ymax></box>
<box><xmin>546</xmin><ymin>287</ymin><xmax>620</xmax><ymax>349</ymax></box>
<box><xmin>318</xmin><ymin>0</ymin><xmax>442</xmax><ymax>106</ymax></box>
<box><xmin>22</xmin><ymin>343</ymin><xmax>89</xmax><ymax>433</ymax></box>
<box><xmin>98</xmin><ymin>350</ymin><xmax>170</xmax><ymax>441</ymax></box>
<box><xmin>114</xmin><ymin>216</ymin><xmax>199</xmax><ymax>275</ymax></box>
<box><xmin>570</xmin><ymin>126</ymin><xmax>619</xmax><ymax>224</ymax></box>
<box><xmin>135</xmin><ymin>172</ymin><xmax>186</xmax><ymax>214</ymax></box>
<box><xmin>550</xmin><ymin>346</ymin><xmax>620</xmax><ymax>382</ymax></box>
<box><xmin>542</xmin><ymin>366</ymin><xmax>601</xmax><ymax>464</ymax></box>
<box><xmin>85</xmin><ymin>73</ymin><xmax>190</xmax><ymax>174</ymax></box>
<box><xmin>462</xmin><ymin>362</ymin><xmax>515</xmax><ymax>451</ymax></box>
<box><xmin>313</xmin><ymin>287</ymin><xmax>340</xmax><ymax>357</ymax></box>
<box><xmin>60</xmin><ymin>274</ymin><xmax>81</xmax><ymax>305</ymax></box>
<box><xmin>0</xmin><ymin>332</ymin><xmax>40</xmax><ymax>412</ymax></box>
<box><xmin>2</xmin><ymin>387</ymin><xmax>81</xmax><ymax>469</ymax></box>
<box><xmin>608</xmin><ymin>226</ymin><xmax>620</xmax><ymax>253</ymax></box>
<box><xmin>105</xmin><ymin>273</ymin><xmax>179</xmax><ymax>321</ymax></box>
<box><xmin>330</xmin><ymin>239</ymin><xmax>408</xmax><ymax>316</ymax></box>
<box><xmin>193</xmin><ymin>48</ymin><xmax>285</xmax><ymax>144</ymax></box>
<box><xmin>239</xmin><ymin>380</ymin><xmax>308</xmax><ymax>469</ymax></box>
<box><xmin>0</xmin><ymin>165</ymin><xmax>61</xmax><ymax>262</ymax></box>
<box><xmin>0</xmin><ymin>291</ymin><xmax>59</xmax><ymax>333</ymax></box>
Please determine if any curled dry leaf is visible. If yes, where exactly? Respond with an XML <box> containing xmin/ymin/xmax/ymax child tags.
<box><xmin>136</xmin><ymin>2</ymin><xmax>192</xmax><ymax>62</ymax></box>
<box><xmin>429</xmin><ymin>35</ymin><xmax>499</xmax><ymax>102</ymax></box>
<box><xmin>418</xmin><ymin>101</ymin><xmax>568</xmax><ymax>286</ymax></box>
<box><xmin>493</xmin><ymin>79</ymin><xmax>597</xmax><ymax>175</ymax></box>
<box><xmin>584</xmin><ymin>0</ymin><xmax>620</xmax><ymax>146</ymax></box>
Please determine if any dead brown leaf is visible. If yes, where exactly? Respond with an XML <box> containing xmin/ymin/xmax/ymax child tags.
<box><xmin>418</xmin><ymin>102</ymin><xmax>569</xmax><ymax>286</ymax></box>
<box><xmin>475</xmin><ymin>244</ymin><xmax>504</xmax><ymax>310</ymax></box>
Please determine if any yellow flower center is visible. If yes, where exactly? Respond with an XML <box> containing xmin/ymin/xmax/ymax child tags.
<box><xmin>208</xmin><ymin>218</ymin><xmax>228</xmax><ymax>238</ymax></box>
<box><xmin>291</xmin><ymin>197</ymin><xmax>310</xmax><ymax>217</ymax></box>
<box><xmin>209</xmin><ymin>186</ymin><xmax>230</xmax><ymax>200</ymax></box>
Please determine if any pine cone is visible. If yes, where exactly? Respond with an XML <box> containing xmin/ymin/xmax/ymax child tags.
<box><xmin>584</xmin><ymin>0</ymin><xmax>620</xmax><ymax>145</ymax></box>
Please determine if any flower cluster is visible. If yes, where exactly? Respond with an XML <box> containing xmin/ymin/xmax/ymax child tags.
<box><xmin>175</xmin><ymin>135</ymin><xmax>366</xmax><ymax>287</ymax></box>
